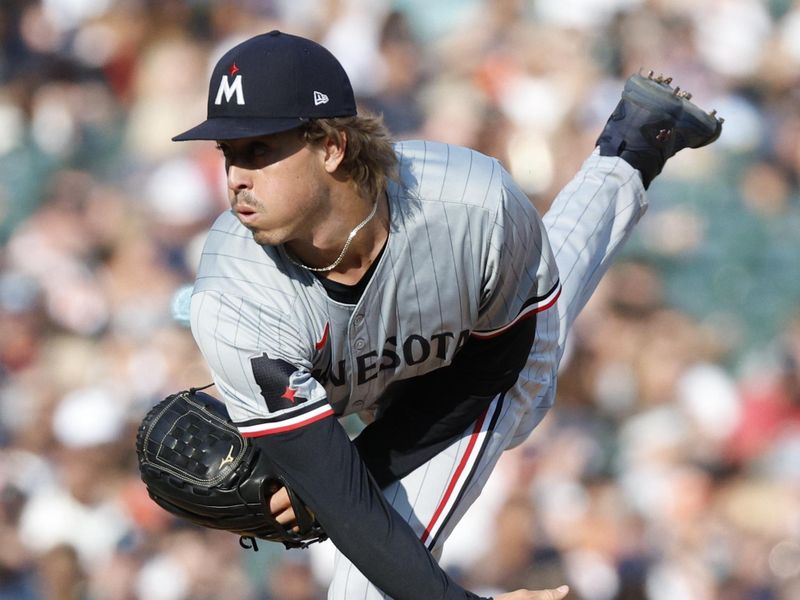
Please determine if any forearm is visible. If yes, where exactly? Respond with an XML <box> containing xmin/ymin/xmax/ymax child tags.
<box><xmin>252</xmin><ymin>417</ymin><xmax>487</xmax><ymax>600</ymax></box>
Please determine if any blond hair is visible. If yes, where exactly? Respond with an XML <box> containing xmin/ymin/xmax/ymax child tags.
<box><xmin>303</xmin><ymin>113</ymin><xmax>398</xmax><ymax>202</ymax></box>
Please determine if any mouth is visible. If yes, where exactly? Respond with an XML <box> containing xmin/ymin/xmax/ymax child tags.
<box><xmin>232</xmin><ymin>204</ymin><xmax>258</xmax><ymax>223</ymax></box>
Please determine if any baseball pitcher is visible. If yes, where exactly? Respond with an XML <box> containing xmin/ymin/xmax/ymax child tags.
<box><xmin>136</xmin><ymin>31</ymin><xmax>722</xmax><ymax>600</ymax></box>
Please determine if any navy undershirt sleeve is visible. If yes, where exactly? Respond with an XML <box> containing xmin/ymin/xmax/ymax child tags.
<box><xmin>250</xmin><ymin>417</ymin><xmax>487</xmax><ymax>600</ymax></box>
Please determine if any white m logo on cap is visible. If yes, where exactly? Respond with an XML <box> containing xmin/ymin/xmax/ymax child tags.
<box><xmin>215</xmin><ymin>75</ymin><xmax>245</xmax><ymax>105</ymax></box>
<box><xmin>313</xmin><ymin>91</ymin><xmax>329</xmax><ymax>106</ymax></box>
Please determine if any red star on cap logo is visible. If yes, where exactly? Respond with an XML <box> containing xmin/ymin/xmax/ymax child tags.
<box><xmin>281</xmin><ymin>387</ymin><xmax>297</xmax><ymax>404</ymax></box>
<box><xmin>228</xmin><ymin>62</ymin><xmax>240</xmax><ymax>76</ymax></box>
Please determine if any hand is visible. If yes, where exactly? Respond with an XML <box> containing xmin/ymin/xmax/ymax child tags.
<box><xmin>495</xmin><ymin>586</ymin><xmax>570</xmax><ymax>600</ymax></box>
<box><xmin>267</xmin><ymin>485</ymin><xmax>300</xmax><ymax>532</ymax></box>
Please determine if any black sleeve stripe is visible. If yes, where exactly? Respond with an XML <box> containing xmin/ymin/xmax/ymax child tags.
<box><xmin>472</xmin><ymin>281</ymin><xmax>561</xmax><ymax>340</ymax></box>
<box><xmin>234</xmin><ymin>399</ymin><xmax>333</xmax><ymax>436</ymax></box>
<box><xmin>525</xmin><ymin>279</ymin><xmax>561</xmax><ymax>304</ymax></box>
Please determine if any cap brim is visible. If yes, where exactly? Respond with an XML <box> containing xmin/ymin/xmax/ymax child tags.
<box><xmin>172</xmin><ymin>117</ymin><xmax>308</xmax><ymax>141</ymax></box>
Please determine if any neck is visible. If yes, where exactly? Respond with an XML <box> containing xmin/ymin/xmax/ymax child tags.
<box><xmin>285</xmin><ymin>190</ymin><xmax>389</xmax><ymax>283</ymax></box>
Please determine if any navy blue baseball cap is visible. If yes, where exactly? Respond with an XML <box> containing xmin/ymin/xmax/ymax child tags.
<box><xmin>172</xmin><ymin>30</ymin><xmax>357</xmax><ymax>141</ymax></box>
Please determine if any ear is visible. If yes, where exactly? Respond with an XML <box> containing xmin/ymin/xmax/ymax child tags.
<box><xmin>321</xmin><ymin>131</ymin><xmax>347</xmax><ymax>174</ymax></box>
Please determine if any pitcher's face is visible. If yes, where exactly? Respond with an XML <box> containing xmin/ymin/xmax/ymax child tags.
<box><xmin>218</xmin><ymin>128</ymin><xmax>331</xmax><ymax>246</ymax></box>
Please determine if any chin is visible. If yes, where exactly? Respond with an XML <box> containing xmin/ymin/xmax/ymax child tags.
<box><xmin>249</xmin><ymin>229</ymin><xmax>284</xmax><ymax>247</ymax></box>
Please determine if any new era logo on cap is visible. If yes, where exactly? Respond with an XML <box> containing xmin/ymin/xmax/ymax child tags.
<box><xmin>313</xmin><ymin>91</ymin><xmax>329</xmax><ymax>106</ymax></box>
<box><xmin>172</xmin><ymin>30</ymin><xmax>357</xmax><ymax>142</ymax></box>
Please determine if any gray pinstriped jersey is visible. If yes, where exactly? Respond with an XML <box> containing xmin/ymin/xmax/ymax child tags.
<box><xmin>190</xmin><ymin>140</ymin><xmax>560</xmax><ymax>434</ymax></box>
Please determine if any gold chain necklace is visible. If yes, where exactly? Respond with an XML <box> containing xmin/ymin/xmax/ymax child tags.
<box><xmin>286</xmin><ymin>199</ymin><xmax>379</xmax><ymax>272</ymax></box>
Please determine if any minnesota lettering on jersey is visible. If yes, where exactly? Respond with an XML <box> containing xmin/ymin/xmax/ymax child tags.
<box><xmin>312</xmin><ymin>329</ymin><xmax>470</xmax><ymax>387</ymax></box>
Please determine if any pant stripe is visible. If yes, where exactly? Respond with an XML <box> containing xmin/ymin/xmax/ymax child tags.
<box><xmin>420</xmin><ymin>393</ymin><xmax>505</xmax><ymax>549</ymax></box>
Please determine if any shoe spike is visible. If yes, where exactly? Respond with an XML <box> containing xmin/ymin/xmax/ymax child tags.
<box><xmin>656</xmin><ymin>128</ymin><xmax>672</xmax><ymax>142</ymax></box>
<box><xmin>664</xmin><ymin>76</ymin><xmax>673</xmax><ymax>85</ymax></box>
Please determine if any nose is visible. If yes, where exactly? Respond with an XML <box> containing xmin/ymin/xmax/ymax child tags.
<box><xmin>227</xmin><ymin>164</ymin><xmax>253</xmax><ymax>192</ymax></box>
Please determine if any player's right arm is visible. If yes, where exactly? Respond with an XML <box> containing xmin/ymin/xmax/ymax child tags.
<box><xmin>253</xmin><ymin>413</ymin><xmax>482</xmax><ymax>599</ymax></box>
<box><xmin>254</xmin><ymin>402</ymin><xmax>571</xmax><ymax>600</ymax></box>
<box><xmin>190</xmin><ymin>288</ymin><xmax>488</xmax><ymax>600</ymax></box>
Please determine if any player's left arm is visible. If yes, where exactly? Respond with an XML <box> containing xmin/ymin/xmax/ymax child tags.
<box><xmin>355</xmin><ymin>167</ymin><xmax>560</xmax><ymax>486</ymax></box>
<box><xmin>466</xmin><ymin>164</ymin><xmax>561</xmax><ymax>378</ymax></box>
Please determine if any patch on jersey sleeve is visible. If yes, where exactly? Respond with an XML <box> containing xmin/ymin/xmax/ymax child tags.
<box><xmin>250</xmin><ymin>352</ymin><xmax>309</xmax><ymax>412</ymax></box>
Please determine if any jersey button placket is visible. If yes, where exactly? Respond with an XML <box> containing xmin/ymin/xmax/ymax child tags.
<box><xmin>352</xmin><ymin>313</ymin><xmax>366</xmax><ymax>351</ymax></box>
<box><xmin>349</xmin><ymin>310</ymin><xmax>368</xmax><ymax>407</ymax></box>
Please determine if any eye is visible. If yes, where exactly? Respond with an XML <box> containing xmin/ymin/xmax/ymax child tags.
<box><xmin>248</xmin><ymin>142</ymin><xmax>269</xmax><ymax>158</ymax></box>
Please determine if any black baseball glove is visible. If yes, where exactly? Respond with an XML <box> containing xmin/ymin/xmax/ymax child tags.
<box><xmin>135</xmin><ymin>387</ymin><xmax>327</xmax><ymax>549</ymax></box>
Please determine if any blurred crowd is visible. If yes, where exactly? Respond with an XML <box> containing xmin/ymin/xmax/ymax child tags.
<box><xmin>1</xmin><ymin>0</ymin><xmax>800</xmax><ymax>599</ymax></box>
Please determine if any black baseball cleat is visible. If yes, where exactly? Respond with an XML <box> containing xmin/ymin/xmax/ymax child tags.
<box><xmin>596</xmin><ymin>71</ymin><xmax>723</xmax><ymax>188</ymax></box>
